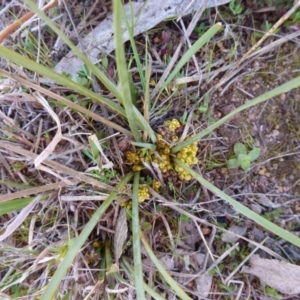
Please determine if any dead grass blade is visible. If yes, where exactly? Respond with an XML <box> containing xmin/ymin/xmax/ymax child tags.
<box><xmin>0</xmin><ymin>141</ymin><xmax>114</xmax><ymax>191</ymax></box>
<box><xmin>114</xmin><ymin>208</ymin><xmax>128</xmax><ymax>264</ymax></box>
<box><xmin>33</xmin><ymin>92</ymin><xmax>62</xmax><ymax>168</ymax></box>
<box><xmin>0</xmin><ymin>151</ymin><xmax>15</xmax><ymax>180</ymax></box>
<box><xmin>0</xmin><ymin>180</ymin><xmax>78</xmax><ymax>203</ymax></box>
<box><xmin>0</xmin><ymin>69</ymin><xmax>133</xmax><ymax>137</ymax></box>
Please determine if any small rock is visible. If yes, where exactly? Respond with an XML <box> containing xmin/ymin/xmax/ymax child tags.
<box><xmin>251</xmin><ymin>203</ymin><xmax>263</xmax><ymax>214</ymax></box>
<box><xmin>280</xmin><ymin>93</ymin><xmax>286</xmax><ymax>101</ymax></box>
<box><xmin>282</xmin><ymin>244</ymin><xmax>300</xmax><ymax>262</ymax></box>
<box><xmin>271</xmin><ymin>129</ymin><xmax>280</xmax><ymax>138</ymax></box>
<box><xmin>222</xmin><ymin>225</ymin><xmax>247</xmax><ymax>243</ymax></box>
<box><xmin>159</xmin><ymin>255</ymin><xmax>174</xmax><ymax>270</ymax></box>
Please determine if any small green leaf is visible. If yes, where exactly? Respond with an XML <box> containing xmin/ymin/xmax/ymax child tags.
<box><xmin>76</xmin><ymin>76</ymin><xmax>88</xmax><ymax>87</ymax></box>
<box><xmin>234</xmin><ymin>143</ymin><xmax>247</xmax><ymax>156</ymax></box>
<box><xmin>227</xmin><ymin>158</ymin><xmax>239</xmax><ymax>169</ymax></box>
<box><xmin>239</xmin><ymin>155</ymin><xmax>251</xmax><ymax>170</ymax></box>
<box><xmin>265</xmin><ymin>285</ymin><xmax>281</xmax><ymax>298</ymax></box>
<box><xmin>237</xmin><ymin>153</ymin><xmax>248</xmax><ymax>161</ymax></box>
<box><xmin>198</xmin><ymin>95</ymin><xmax>209</xmax><ymax>113</ymax></box>
<box><xmin>81</xmin><ymin>149</ymin><xmax>94</xmax><ymax>161</ymax></box>
<box><xmin>141</xmin><ymin>222</ymin><xmax>152</xmax><ymax>231</ymax></box>
<box><xmin>292</xmin><ymin>11</ymin><xmax>300</xmax><ymax>22</ymax></box>
<box><xmin>248</xmin><ymin>147</ymin><xmax>261</xmax><ymax>162</ymax></box>
<box><xmin>88</xmin><ymin>137</ymin><xmax>99</xmax><ymax>160</ymax></box>
<box><xmin>101</xmin><ymin>54</ymin><xmax>109</xmax><ymax>69</ymax></box>
<box><xmin>229</xmin><ymin>0</ymin><xmax>243</xmax><ymax>15</ymax></box>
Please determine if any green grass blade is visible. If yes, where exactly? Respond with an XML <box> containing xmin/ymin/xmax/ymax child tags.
<box><xmin>20</xmin><ymin>0</ymin><xmax>157</xmax><ymax>142</ymax></box>
<box><xmin>115</xmin><ymin>0</ymin><xmax>156</xmax><ymax>143</ymax></box>
<box><xmin>121</xmin><ymin>258</ymin><xmax>166</xmax><ymax>300</ymax></box>
<box><xmin>22</xmin><ymin>0</ymin><xmax>124</xmax><ymax>103</ymax></box>
<box><xmin>40</xmin><ymin>172</ymin><xmax>133</xmax><ymax>300</ymax></box>
<box><xmin>153</xmin><ymin>23</ymin><xmax>222</xmax><ymax>108</ymax></box>
<box><xmin>132</xmin><ymin>172</ymin><xmax>145</xmax><ymax>300</ymax></box>
<box><xmin>121</xmin><ymin>1</ymin><xmax>146</xmax><ymax>92</ymax></box>
<box><xmin>114</xmin><ymin>0</ymin><xmax>141</xmax><ymax>142</ymax></box>
<box><xmin>172</xmin><ymin>75</ymin><xmax>300</xmax><ymax>153</ymax></box>
<box><xmin>0</xmin><ymin>69</ymin><xmax>132</xmax><ymax>136</ymax></box>
<box><xmin>0</xmin><ymin>196</ymin><xmax>43</xmax><ymax>216</ymax></box>
<box><xmin>140</xmin><ymin>230</ymin><xmax>192</xmax><ymax>300</ymax></box>
<box><xmin>105</xmin><ymin>240</ymin><xmax>116</xmax><ymax>290</ymax></box>
<box><xmin>131</xmin><ymin>142</ymin><xmax>156</xmax><ymax>151</ymax></box>
<box><xmin>174</xmin><ymin>158</ymin><xmax>300</xmax><ymax>248</ymax></box>
<box><xmin>133</xmin><ymin>107</ymin><xmax>157</xmax><ymax>143</ymax></box>
<box><xmin>0</xmin><ymin>46</ymin><xmax>126</xmax><ymax>117</ymax></box>
<box><xmin>144</xmin><ymin>50</ymin><xmax>151</xmax><ymax>118</ymax></box>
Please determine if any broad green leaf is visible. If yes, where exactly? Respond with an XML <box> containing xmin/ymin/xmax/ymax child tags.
<box><xmin>234</xmin><ymin>143</ymin><xmax>247</xmax><ymax>156</ymax></box>
<box><xmin>237</xmin><ymin>153</ymin><xmax>248</xmax><ymax>162</ymax></box>
<box><xmin>88</xmin><ymin>137</ymin><xmax>99</xmax><ymax>160</ymax></box>
<box><xmin>0</xmin><ymin>195</ymin><xmax>48</xmax><ymax>216</ymax></box>
<box><xmin>248</xmin><ymin>147</ymin><xmax>261</xmax><ymax>161</ymax></box>
<box><xmin>0</xmin><ymin>197</ymin><xmax>34</xmax><ymax>216</ymax></box>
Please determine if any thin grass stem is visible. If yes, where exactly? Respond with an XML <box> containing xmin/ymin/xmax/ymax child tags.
<box><xmin>140</xmin><ymin>230</ymin><xmax>193</xmax><ymax>300</ymax></box>
<box><xmin>132</xmin><ymin>172</ymin><xmax>145</xmax><ymax>299</ymax></box>
<box><xmin>114</xmin><ymin>0</ymin><xmax>141</xmax><ymax>142</ymax></box>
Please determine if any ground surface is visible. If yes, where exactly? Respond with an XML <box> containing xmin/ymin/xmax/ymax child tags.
<box><xmin>0</xmin><ymin>0</ymin><xmax>300</xmax><ymax>299</ymax></box>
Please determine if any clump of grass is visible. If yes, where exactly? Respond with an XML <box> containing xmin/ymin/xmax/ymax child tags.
<box><xmin>126</xmin><ymin>118</ymin><xmax>198</xmax><ymax>180</ymax></box>
<box><xmin>1</xmin><ymin>0</ymin><xmax>300</xmax><ymax>299</ymax></box>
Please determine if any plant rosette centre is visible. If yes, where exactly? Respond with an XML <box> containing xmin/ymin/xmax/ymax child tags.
<box><xmin>126</xmin><ymin>119</ymin><xmax>199</xmax><ymax>182</ymax></box>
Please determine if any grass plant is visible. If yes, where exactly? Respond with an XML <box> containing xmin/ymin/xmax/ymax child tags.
<box><xmin>0</xmin><ymin>0</ymin><xmax>300</xmax><ymax>298</ymax></box>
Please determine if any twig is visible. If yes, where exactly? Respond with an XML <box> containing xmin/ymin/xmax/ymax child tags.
<box><xmin>0</xmin><ymin>0</ymin><xmax>59</xmax><ymax>44</ymax></box>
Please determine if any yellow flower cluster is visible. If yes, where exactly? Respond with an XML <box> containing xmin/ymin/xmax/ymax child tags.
<box><xmin>120</xmin><ymin>186</ymin><xmax>150</xmax><ymax>208</ymax></box>
<box><xmin>175</xmin><ymin>141</ymin><xmax>198</xmax><ymax>181</ymax></box>
<box><xmin>153</xmin><ymin>135</ymin><xmax>172</xmax><ymax>173</ymax></box>
<box><xmin>125</xmin><ymin>119</ymin><xmax>198</xmax><ymax>182</ymax></box>
<box><xmin>165</xmin><ymin>119</ymin><xmax>181</xmax><ymax>132</ymax></box>
<box><xmin>126</xmin><ymin>150</ymin><xmax>144</xmax><ymax>172</ymax></box>
<box><xmin>120</xmin><ymin>200</ymin><xmax>132</xmax><ymax>209</ymax></box>
<box><xmin>138</xmin><ymin>186</ymin><xmax>150</xmax><ymax>202</ymax></box>
<box><xmin>152</xmin><ymin>180</ymin><xmax>161</xmax><ymax>192</ymax></box>
<box><xmin>172</xmin><ymin>135</ymin><xmax>179</xmax><ymax>142</ymax></box>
